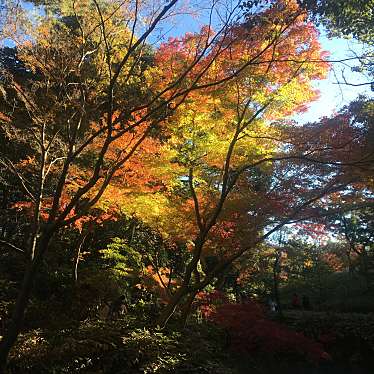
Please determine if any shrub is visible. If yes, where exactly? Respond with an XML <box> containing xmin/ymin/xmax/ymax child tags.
<box><xmin>8</xmin><ymin>318</ymin><xmax>235</xmax><ymax>373</ymax></box>
<box><xmin>211</xmin><ymin>302</ymin><xmax>330</xmax><ymax>363</ymax></box>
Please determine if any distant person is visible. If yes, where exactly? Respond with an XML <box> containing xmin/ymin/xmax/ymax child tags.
<box><xmin>292</xmin><ymin>293</ymin><xmax>301</xmax><ymax>309</ymax></box>
<box><xmin>267</xmin><ymin>297</ymin><xmax>277</xmax><ymax>312</ymax></box>
<box><xmin>270</xmin><ymin>300</ymin><xmax>277</xmax><ymax>312</ymax></box>
<box><xmin>302</xmin><ymin>295</ymin><xmax>311</xmax><ymax>310</ymax></box>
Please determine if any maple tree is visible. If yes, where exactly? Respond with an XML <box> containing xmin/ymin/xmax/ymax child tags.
<box><xmin>130</xmin><ymin>1</ymin><xmax>372</xmax><ymax>327</ymax></box>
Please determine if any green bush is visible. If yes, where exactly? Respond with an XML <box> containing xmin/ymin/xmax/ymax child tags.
<box><xmin>8</xmin><ymin>318</ymin><xmax>236</xmax><ymax>373</ymax></box>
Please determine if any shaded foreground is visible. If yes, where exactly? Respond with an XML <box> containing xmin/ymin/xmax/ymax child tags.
<box><xmin>5</xmin><ymin>304</ymin><xmax>374</xmax><ymax>373</ymax></box>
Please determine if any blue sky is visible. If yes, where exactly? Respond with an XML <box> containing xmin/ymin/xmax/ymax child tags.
<box><xmin>292</xmin><ymin>33</ymin><xmax>372</xmax><ymax>124</ymax></box>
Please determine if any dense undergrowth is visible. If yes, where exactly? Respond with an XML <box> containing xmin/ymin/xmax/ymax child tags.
<box><xmin>8</xmin><ymin>317</ymin><xmax>233</xmax><ymax>373</ymax></box>
<box><xmin>6</xmin><ymin>296</ymin><xmax>374</xmax><ymax>373</ymax></box>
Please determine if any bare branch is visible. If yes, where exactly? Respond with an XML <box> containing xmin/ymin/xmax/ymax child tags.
<box><xmin>0</xmin><ymin>158</ymin><xmax>35</xmax><ymax>202</ymax></box>
<box><xmin>189</xmin><ymin>168</ymin><xmax>204</xmax><ymax>232</ymax></box>
<box><xmin>0</xmin><ymin>240</ymin><xmax>25</xmax><ymax>254</ymax></box>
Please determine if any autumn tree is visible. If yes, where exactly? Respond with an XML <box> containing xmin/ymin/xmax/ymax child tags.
<box><xmin>109</xmin><ymin>0</ymin><xmax>342</xmax><ymax>326</ymax></box>
<box><xmin>1</xmin><ymin>0</ymin><xmax>301</xmax><ymax>367</ymax></box>
<box><xmin>120</xmin><ymin>1</ymin><xmax>373</xmax><ymax>327</ymax></box>
<box><xmin>324</xmin><ymin>208</ymin><xmax>374</xmax><ymax>290</ymax></box>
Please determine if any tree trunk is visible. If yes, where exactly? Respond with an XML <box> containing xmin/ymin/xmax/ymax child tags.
<box><xmin>180</xmin><ymin>291</ymin><xmax>198</xmax><ymax>328</ymax></box>
<box><xmin>0</xmin><ymin>231</ymin><xmax>52</xmax><ymax>371</ymax></box>
<box><xmin>156</xmin><ymin>286</ymin><xmax>189</xmax><ymax>328</ymax></box>
<box><xmin>273</xmin><ymin>250</ymin><xmax>283</xmax><ymax>317</ymax></box>
<box><xmin>360</xmin><ymin>250</ymin><xmax>371</xmax><ymax>291</ymax></box>
<box><xmin>157</xmin><ymin>240</ymin><xmax>205</xmax><ymax>328</ymax></box>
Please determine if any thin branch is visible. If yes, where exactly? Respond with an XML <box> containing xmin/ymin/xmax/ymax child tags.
<box><xmin>111</xmin><ymin>0</ymin><xmax>179</xmax><ymax>86</ymax></box>
<box><xmin>189</xmin><ymin>168</ymin><xmax>204</xmax><ymax>232</ymax></box>
<box><xmin>93</xmin><ymin>0</ymin><xmax>112</xmax><ymax>81</ymax></box>
<box><xmin>196</xmin><ymin>178</ymin><xmax>353</xmax><ymax>292</ymax></box>
<box><xmin>0</xmin><ymin>159</ymin><xmax>35</xmax><ymax>202</ymax></box>
<box><xmin>0</xmin><ymin>240</ymin><xmax>25</xmax><ymax>254</ymax></box>
<box><xmin>45</xmin><ymin>157</ymin><xmax>67</xmax><ymax>178</ymax></box>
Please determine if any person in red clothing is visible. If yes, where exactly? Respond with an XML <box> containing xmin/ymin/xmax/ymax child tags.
<box><xmin>292</xmin><ymin>293</ymin><xmax>301</xmax><ymax>309</ymax></box>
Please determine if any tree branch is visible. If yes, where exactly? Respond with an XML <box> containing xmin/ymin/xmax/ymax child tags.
<box><xmin>0</xmin><ymin>240</ymin><xmax>25</xmax><ymax>254</ymax></box>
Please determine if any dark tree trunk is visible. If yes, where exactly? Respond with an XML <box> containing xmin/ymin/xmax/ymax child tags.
<box><xmin>157</xmin><ymin>240</ymin><xmax>205</xmax><ymax>328</ymax></box>
<box><xmin>0</xmin><ymin>231</ymin><xmax>52</xmax><ymax>371</ymax></box>
<box><xmin>156</xmin><ymin>286</ymin><xmax>190</xmax><ymax>328</ymax></box>
<box><xmin>180</xmin><ymin>291</ymin><xmax>198</xmax><ymax>328</ymax></box>
<box><xmin>273</xmin><ymin>250</ymin><xmax>283</xmax><ymax>317</ymax></box>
